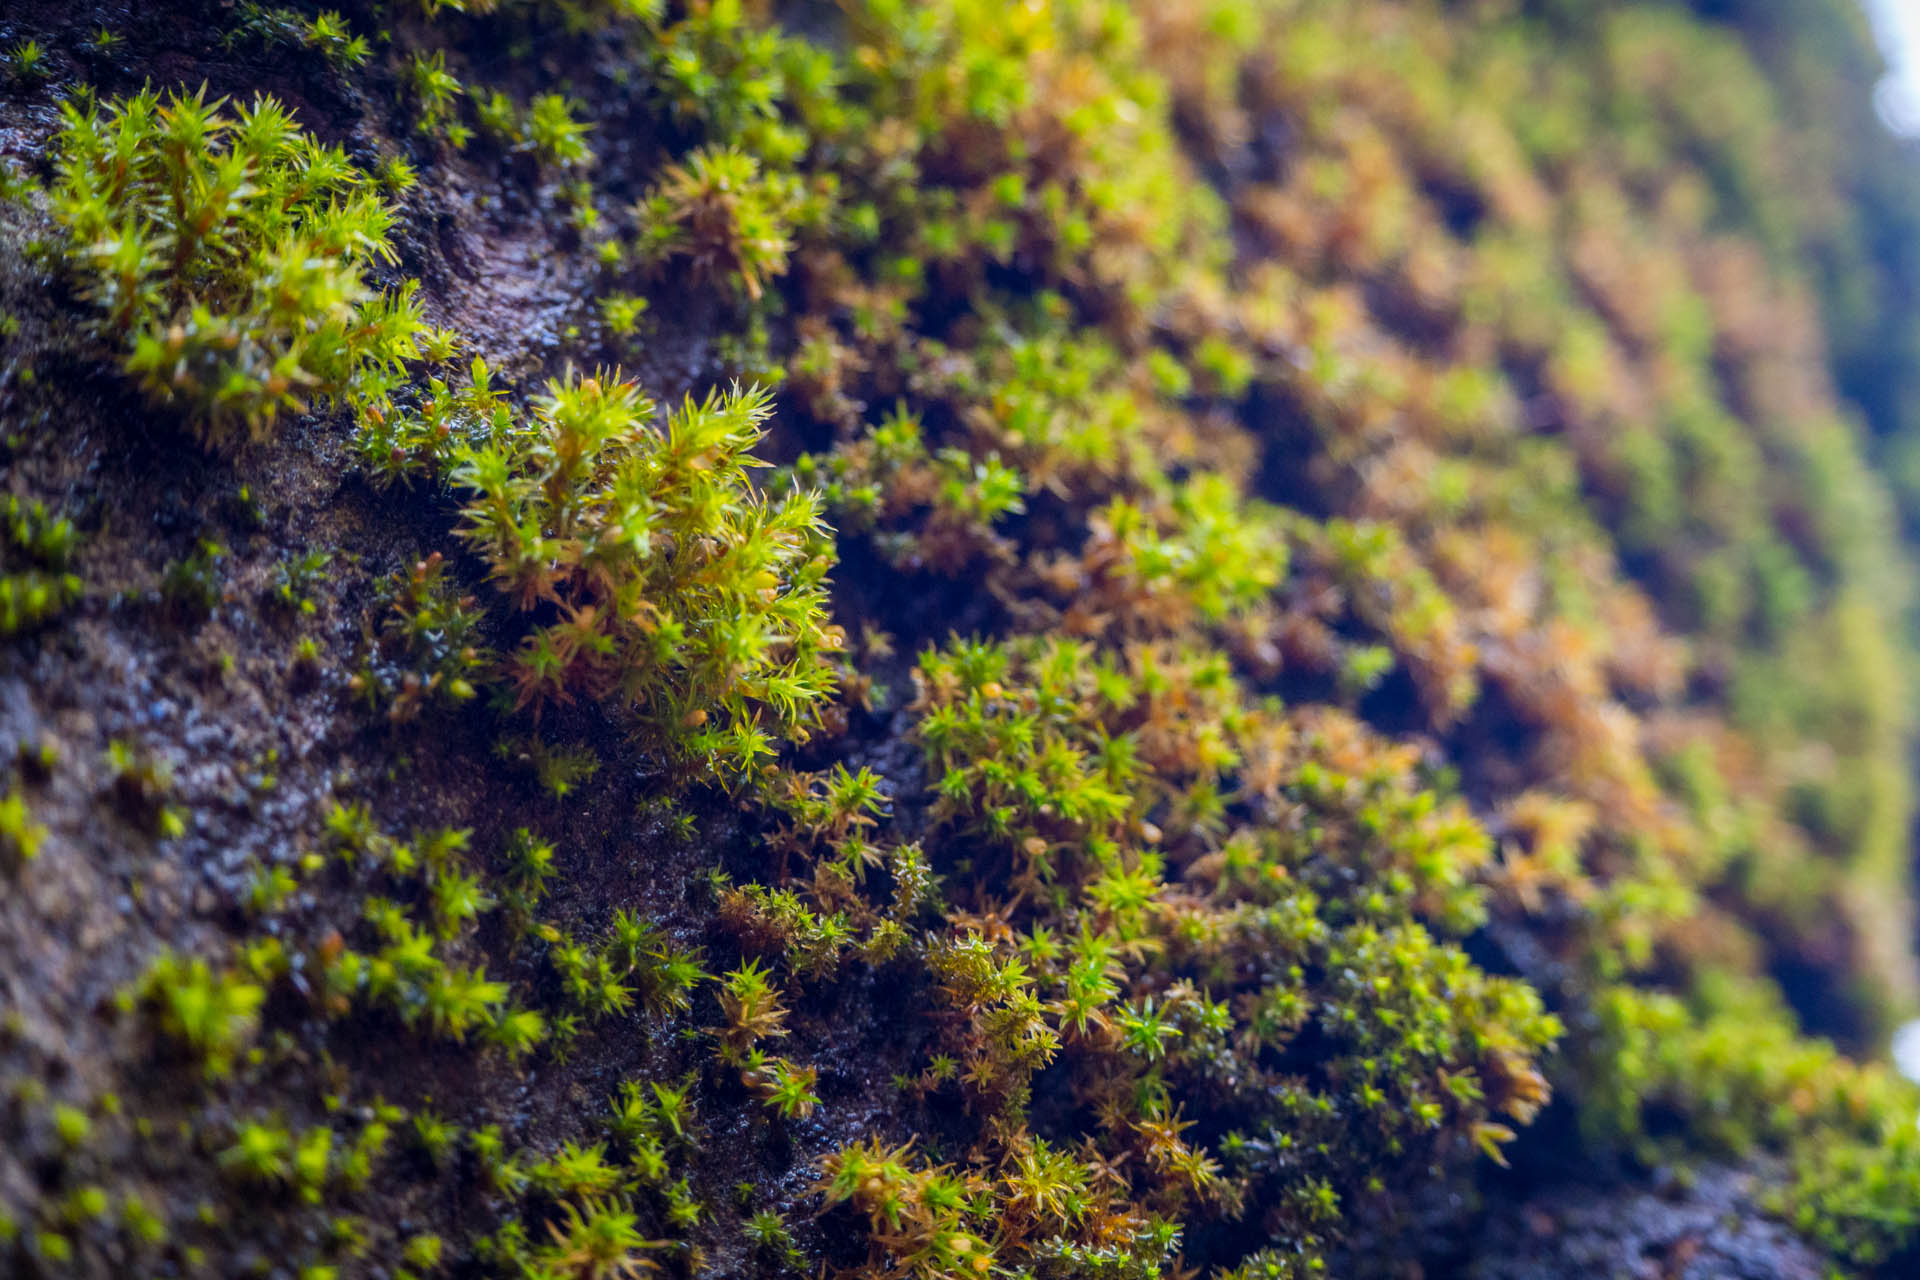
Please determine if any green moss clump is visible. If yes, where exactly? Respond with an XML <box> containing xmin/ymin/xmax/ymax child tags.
<box><xmin>0</xmin><ymin>789</ymin><xmax>46</xmax><ymax>868</ymax></box>
<box><xmin>353</xmin><ymin>552</ymin><xmax>493</xmax><ymax>723</ymax></box>
<box><xmin>452</xmin><ymin>374</ymin><xmax>842</xmax><ymax>779</ymax></box>
<box><xmin>50</xmin><ymin>87</ymin><xmax>426</xmax><ymax>446</ymax></box>
<box><xmin>0</xmin><ymin>497</ymin><xmax>81</xmax><ymax>636</ymax></box>
<box><xmin>634</xmin><ymin>145</ymin><xmax>800</xmax><ymax>301</ymax></box>
<box><xmin>9</xmin><ymin>0</ymin><xmax>1920</xmax><ymax>1275</ymax></box>
<box><xmin>131</xmin><ymin>952</ymin><xmax>265</xmax><ymax>1079</ymax></box>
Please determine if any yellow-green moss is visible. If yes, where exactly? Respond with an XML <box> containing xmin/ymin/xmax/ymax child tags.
<box><xmin>10</xmin><ymin>0</ymin><xmax>1920</xmax><ymax>1275</ymax></box>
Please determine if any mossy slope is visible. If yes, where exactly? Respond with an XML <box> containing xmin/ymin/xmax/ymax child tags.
<box><xmin>0</xmin><ymin>0</ymin><xmax>1917</xmax><ymax>1277</ymax></box>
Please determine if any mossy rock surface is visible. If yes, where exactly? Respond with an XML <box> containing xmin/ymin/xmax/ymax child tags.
<box><xmin>2</xmin><ymin>1</ymin><xmax>1920</xmax><ymax>1277</ymax></box>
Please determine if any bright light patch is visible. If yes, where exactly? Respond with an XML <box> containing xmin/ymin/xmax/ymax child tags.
<box><xmin>1894</xmin><ymin>1019</ymin><xmax>1920</xmax><ymax>1082</ymax></box>
<box><xmin>1866</xmin><ymin>0</ymin><xmax>1920</xmax><ymax>135</ymax></box>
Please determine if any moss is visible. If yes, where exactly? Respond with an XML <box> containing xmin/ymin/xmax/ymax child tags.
<box><xmin>227</xmin><ymin>5</ymin><xmax>371</xmax><ymax>72</ymax></box>
<box><xmin>131</xmin><ymin>952</ymin><xmax>266</xmax><ymax>1079</ymax></box>
<box><xmin>0</xmin><ymin>789</ymin><xmax>46</xmax><ymax>869</ymax></box>
<box><xmin>448</xmin><ymin>373</ymin><xmax>843</xmax><ymax>779</ymax></box>
<box><xmin>2</xmin><ymin>40</ymin><xmax>52</xmax><ymax>86</ymax></box>
<box><xmin>2</xmin><ymin>0</ymin><xmax>1918</xmax><ymax>1276</ymax></box>
<box><xmin>49</xmin><ymin>87</ymin><xmax>426</xmax><ymax>446</ymax></box>
<box><xmin>633</xmin><ymin>145</ymin><xmax>800</xmax><ymax>302</ymax></box>
<box><xmin>0</xmin><ymin>497</ymin><xmax>82</xmax><ymax>636</ymax></box>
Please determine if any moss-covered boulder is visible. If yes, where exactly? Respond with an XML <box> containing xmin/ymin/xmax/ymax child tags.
<box><xmin>2</xmin><ymin>0</ymin><xmax>1920</xmax><ymax>1276</ymax></box>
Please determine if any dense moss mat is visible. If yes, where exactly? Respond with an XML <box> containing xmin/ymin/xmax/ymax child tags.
<box><xmin>2</xmin><ymin>0</ymin><xmax>1920</xmax><ymax>1275</ymax></box>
